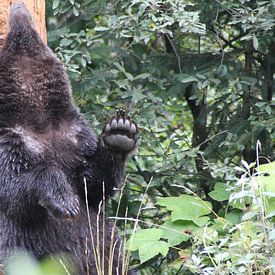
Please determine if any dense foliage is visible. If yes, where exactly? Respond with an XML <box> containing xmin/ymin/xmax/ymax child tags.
<box><xmin>44</xmin><ymin>0</ymin><xmax>274</xmax><ymax>274</ymax></box>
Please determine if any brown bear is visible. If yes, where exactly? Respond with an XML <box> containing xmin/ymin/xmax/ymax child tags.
<box><xmin>0</xmin><ymin>2</ymin><xmax>137</xmax><ymax>274</ymax></box>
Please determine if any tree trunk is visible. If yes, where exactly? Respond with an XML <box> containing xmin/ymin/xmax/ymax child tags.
<box><xmin>0</xmin><ymin>0</ymin><xmax>46</xmax><ymax>47</ymax></box>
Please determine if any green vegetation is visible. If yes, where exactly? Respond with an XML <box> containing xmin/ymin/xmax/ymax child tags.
<box><xmin>32</xmin><ymin>0</ymin><xmax>275</xmax><ymax>273</ymax></box>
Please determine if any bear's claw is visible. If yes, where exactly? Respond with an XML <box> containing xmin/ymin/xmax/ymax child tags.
<box><xmin>102</xmin><ymin>109</ymin><xmax>137</xmax><ymax>152</ymax></box>
<box><xmin>40</xmin><ymin>194</ymin><xmax>80</xmax><ymax>221</ymax></box>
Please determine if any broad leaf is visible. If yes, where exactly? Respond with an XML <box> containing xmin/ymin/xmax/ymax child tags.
<box><xmin>161</xmin><ymin>221</ymin><xmax>198</xmax><ymax>246</ymax></box>
<box><xmin>209</xmin><ymin>182</ymin><xmax>230</xmax><ymax>202</ymax></box>
<box><xmin>269</xmin><ymin>229</ymin><xmax>275</xmax><ymax>241</ymax></box>
<box><xmin>157</xmin><ymin>195</ymin><xmax>212</xmax><ymax>226</ymax></box>
<box><xmin>225</xmin><ymin>209</ymin><xmax>243</xmax><ymax>225</ymax></box>
<box><xmin>255</xmin><ymin>162</ymin><xmax>275</xmax><ymax>215</ymax></box>
<box><xmin>127</xmin><ymin>229</ymin><xmax>169</xmax><ymax>263</ymax></box>
<box><xmin>139</xmin><ymin>241</ymin><xmax>169</xmax><ymax>263</ymax></box>
<box><xmin>127</xmin><ymin>228</ymin><xmax>163</xmax><ymax>251</ymax></box>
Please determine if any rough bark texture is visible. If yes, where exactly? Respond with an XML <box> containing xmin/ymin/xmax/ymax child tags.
<box><xmin>0</xmin><ymin>0</ymin><xmax>46</xmax><ymax>47</ymax></box>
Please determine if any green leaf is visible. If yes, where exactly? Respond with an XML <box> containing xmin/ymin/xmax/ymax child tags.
<box><xmin>253</xmin><ymin>35</ymin><xmax>258</xmax><ymax>50</ymax></box>
<box><xmin>225</xmin><ymin>209</ymin><xmax>243</xmax><ymax>225</ymax></box>
<box><xmin>60</xmin><ymin>38</ymin><xmax>73</xmax><ymax>47</ymax></box>
<box><xmin>271</xmin><ymin>257</ymin><xmax>275</xmax><ymax>273</ymax></box>
<box><xmin>134</xmin><ymin>73</ymin><xmax>151</xmax><ymax>80</ymax></box>
<box><xmin>80</xmin><ymin>57</ymin><xmax>87</xmax><ymax>67</ymax></box>
<box><xmin>157</xmin><ymin>195</ymin><xmax>212</xmax><ymax>226</ymax></box>
<box><xmin>216</xmin><ymin>64</ymin><xmax>228</xmax><ymax>78</ymax></box>
<box><xmin>131</xmin><ymin>88</ymin><xmax>146</xmax><ymax>103</ymax></box>
<box><xmin>94</xmin><ymin>26</ymin><xmax>110</xmax><ymax>32</ymax></box>
<box><xmin>5</xmin><ymin>253</ymin><xmax>43</xmax><ymax>275</ymax></box>
<box><xmin>242</xmin><ymin>211</ymin><xmax>258</xmax><ymax>221</ymax></box>
<box><xmin>209</xmin><ymin>182</ymin><xmax>230</xmax><ymax>202</ymax></box>
<box><xmin>269</xmin><ymin>229</ymin><xmax>275</xmax><ymax>240</ymax></box>
<box><xmin>228</xmin><ymin>198</ymin><xmax>246</xmax><ymax>210</ymax></box>
<box><xmin>41</xmin><ymin>258</ymin><xmax>71</xmax><ymax>275</ymax></box>
<box><xmin>255</xmin><ymin>162</ymin><xmax>275</xmax><ymax>214</ymax></box>
<box><xmin>127</xmin><ymin>228</ymin><xmax>163</xmax><ymax>251</ymax></box>
<box><xmin>240</xmin><ymin>76</ymin><xmax>257</xmax><ymax>85</ymax></box>
<box><xmin>258</xmin><ymin>162</ymin><xmax>275</xmax><ymax>176</ymax></box>
<box><xmin>161</xmin><ymin>221</ymin><xmax>198</xmax><ymax>246</ymax></box>
<box><xmin>179</xmin><ymin>74</ymin><xmax>198</xmax><ymax>83</ymax></box>
<box><xmin>52</xmin><ymin>0</ymin><xmax>60</xmax><ymax>9</ymax></box>
<box><xmin>127</xmin><ymin>229</ymin><xmax>169</xmax><ymax>263</ymax></box>
<box><xmin>139</xmin><ymin>241</ymin><xmax>169</xmax><ymax>263</ymax></box>
<box><xmin>73</xmin><ymin>7</ymin><xmax>79</xmax><ymax>16</ymax></box>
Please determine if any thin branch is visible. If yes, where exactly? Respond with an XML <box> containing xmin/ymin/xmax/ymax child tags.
<box><xmin>209</xmin><ymin>26</ymin><xmax>246</xmax><ymax>51</ymax></box>
<box><xmin>164</xmin><ymin>33</ymin><xmax>182</xmax><ymax>74</ymax></box>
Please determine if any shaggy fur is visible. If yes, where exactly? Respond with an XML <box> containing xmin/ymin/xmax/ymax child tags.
<box><xmin>0</xmin><ymin>3</ymin><xmax>137</xmax><ymax>274</ymax></box>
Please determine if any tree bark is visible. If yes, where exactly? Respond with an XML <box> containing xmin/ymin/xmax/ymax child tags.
<box><xmin>0</xmin><ymin>0</ymin><xmax>46</xmax><ymax>47</ymax></box>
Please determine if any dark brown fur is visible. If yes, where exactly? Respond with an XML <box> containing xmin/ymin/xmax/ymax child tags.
<box><xmin>0</xmin><ymin>3</ymin><xmax>137</xmax><ymax>274</ymax></box>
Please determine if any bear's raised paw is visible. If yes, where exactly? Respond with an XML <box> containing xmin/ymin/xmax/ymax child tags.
<box><xmin>39</xmin><ymin>193</ymin><xmax>80</xmax><ymax>221</ymax></box>
<box><xmin>102</xmin><ymin>109</ymin><xmax>138</xmax><ymax>153</ymax></box>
